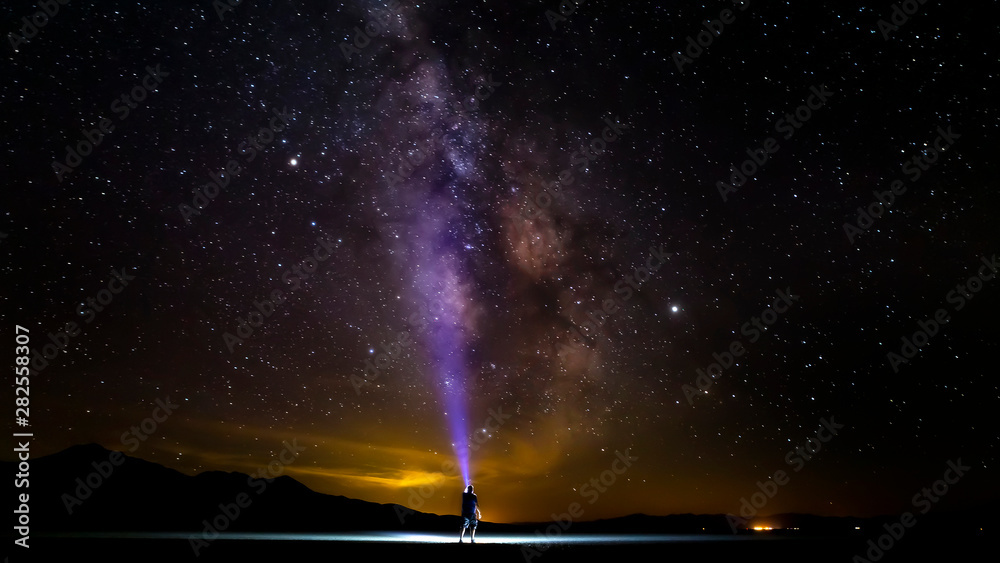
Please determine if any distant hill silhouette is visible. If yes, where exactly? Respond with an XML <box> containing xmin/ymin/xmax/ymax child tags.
<box><xmin>9</xmin><ymin>443</ymin><xmax>462</xmax><ymax>534</ymax></box>
<box><xmin>5</xmin><ymin>444</ymin><xmax>995</xmax><ymax>537</ymax></box>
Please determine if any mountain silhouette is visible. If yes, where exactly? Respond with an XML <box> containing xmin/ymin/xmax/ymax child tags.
<box><xmin>8</xmin><ymin>443</ymin><xmax>460</xmax><ymax>533</ymax></box>
<box><xmin>5</xmin><ymin>444</ymin><xmax>994</xmax><ymax>537</ymax></box>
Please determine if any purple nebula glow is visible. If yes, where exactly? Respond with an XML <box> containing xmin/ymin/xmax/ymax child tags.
<box><xmin>372</xmin><ymin>59</ymin><xmax>492</xmax><ymax>488</ymax></box>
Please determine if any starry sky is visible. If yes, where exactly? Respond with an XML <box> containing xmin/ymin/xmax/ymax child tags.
<box><xmin>3</xmin><ymin>0</ymin><xmax>998</xmax><ymax>524</ymax></box>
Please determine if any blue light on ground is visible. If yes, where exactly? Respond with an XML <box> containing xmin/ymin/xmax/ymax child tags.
<box><xmin>44</xmin><ymin>531</ymin><xmax>784</xmax><ymax>544</ymax></box>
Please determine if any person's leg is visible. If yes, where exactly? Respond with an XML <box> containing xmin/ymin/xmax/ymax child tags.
<box><xmin>470</xmin><ymin>521</ymin><xmax>477</xmax><ymax>541</ymax></box>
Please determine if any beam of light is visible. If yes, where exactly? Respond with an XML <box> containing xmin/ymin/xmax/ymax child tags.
<box><xmin>414</xmin><ymin>249</ymin><xmax>474</xmax><ymax>488</ymax></box>
<box><xmin>397</xmin><ymin>72</ymin><xmax>491</xmax><ymax>492</ymax></box>
<box><xmin>426</xmin><ymin>283</ymin><xmax>471</xmax><ymax>487</ymax></box>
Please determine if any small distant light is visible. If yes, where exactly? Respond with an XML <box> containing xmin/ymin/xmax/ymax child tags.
<box><xmin>290</xmin><ymin>158</ymin><xmax>298</xmax><ymax>166</ymax></box>
<box><xmin>671</xmin><ymin>306</ymin><xmax>679</xmax><ymax>313</ymax></box>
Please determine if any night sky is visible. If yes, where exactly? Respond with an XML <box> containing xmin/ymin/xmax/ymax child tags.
<box><xmin>4</xmin><ymin>0</ymin><xmax>998</xmax><ymax>525</ymax></box>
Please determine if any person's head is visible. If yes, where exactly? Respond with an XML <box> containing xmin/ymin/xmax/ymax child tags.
<box><xmin>467</xmin><ymin>485</ymin><xmax>474</xmax><ymax>493</ymax></box>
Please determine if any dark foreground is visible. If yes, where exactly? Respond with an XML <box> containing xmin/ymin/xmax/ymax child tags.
<box><xmin>27</xmin><ymin>532</ymin><xmax>988</xmax><ymax>563</ymax></box>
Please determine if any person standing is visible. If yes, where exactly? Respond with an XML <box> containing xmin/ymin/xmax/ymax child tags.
<box><xmin>459</xmin><ymin>484</ymin><xmax>481</xmax><ymax>543</ymax></box>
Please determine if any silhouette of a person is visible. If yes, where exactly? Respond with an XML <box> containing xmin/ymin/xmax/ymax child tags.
<box><xmin>459</xmin><ymin>484</ymin><xmax>481</xmax><ymax>543</ymax></box>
